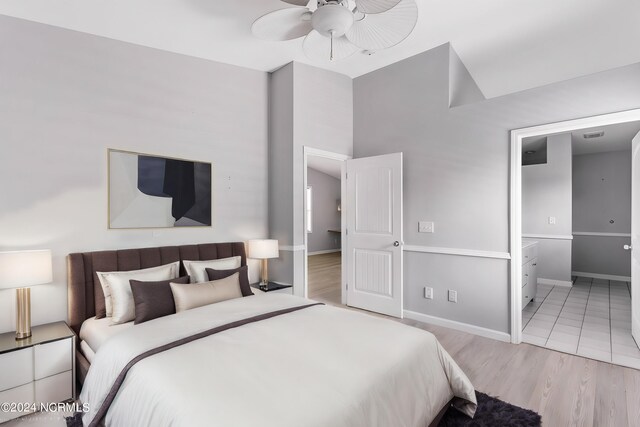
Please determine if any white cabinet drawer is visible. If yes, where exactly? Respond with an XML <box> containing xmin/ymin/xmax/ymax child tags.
<box><xmin>522</xmin><ymin>283</ymin><xmax>533</xmax><ymax>307</ymax></box>
<box><xmin>35</xmin><ymin>370</ymin><xmax>72</xmax><ymax>405</ymax></box>
<box><xmin>522</xmin><ymin>262</ymin><xmax>529</xmax><ymax>287</ymax></box>
<box><xmin>35</xmin><ymin>338</ymin><xmax>72</xmax><ymax>380</ymax></box>
<box><xmin>522</xmin><ymin>244</ymin><xmax>539</xmax><ymax>265</ymax></box>
<box><xmin>0</xmin><ymin>382</ymin><xmax>34</xmax><ymax>423</ymax></box>
<box><xmin>0</xmin><ymin>348</ymin><xmax>33</xmax><ymax>391</ymax></box>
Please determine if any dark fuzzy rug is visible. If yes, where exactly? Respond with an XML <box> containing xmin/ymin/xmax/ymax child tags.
<box><xmin>66</xmin><ymin>412</ymin><xmax>82</xmax><ymax>427</ymax></box>
<box><xmin>439</xmin><ymin>391</ymin><xmax>541</xmax><ymax>427</ymax></box>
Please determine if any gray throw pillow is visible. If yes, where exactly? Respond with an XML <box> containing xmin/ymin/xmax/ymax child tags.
<box><xmin>206</xmin><ymin>265</ymin><xmax>254</xmax><ymax>296</ymax></box>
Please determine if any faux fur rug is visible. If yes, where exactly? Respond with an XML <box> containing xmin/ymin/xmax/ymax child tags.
<box><xmin>439</xmin><ymin>391</ymin><xmax>542</xmax><ymax>427</ymax></box>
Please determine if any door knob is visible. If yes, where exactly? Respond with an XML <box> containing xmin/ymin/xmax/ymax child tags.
<box><xmin>393</xmin><ymin>241</ymin><xmax>400</xmax><ymax>247</ymax></box>
<box><xmin>624</xmin><ymin>244</ymin><xmax>632</xmax><ymax>251</ymax></box>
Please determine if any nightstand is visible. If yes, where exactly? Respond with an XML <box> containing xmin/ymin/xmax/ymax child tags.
<box><xmin>250</xmin><ymin>282</ymin><xmax>293</xmax><ymax>295</ymax></box>
<box><xmin>0</xmin><ymin>322</ymin><xmax>75</xmax><ymax>423</ymax></box>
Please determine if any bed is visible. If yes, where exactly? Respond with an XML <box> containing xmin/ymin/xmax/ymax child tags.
<box><xmin>68</xmin><ymin>242</ymin><xmax>476</xmax><ymax>427</ymax></box>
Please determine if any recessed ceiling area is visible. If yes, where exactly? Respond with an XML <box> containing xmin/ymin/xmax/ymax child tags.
<box><xmin>1</xmin><ymin>0</ymin><xmax>639</xmax><ymax>98</ymax></box>
<box><xmin>523</xmin><ymin>121</ymin><xmax>640</xmax><ymax>159</ymax></box>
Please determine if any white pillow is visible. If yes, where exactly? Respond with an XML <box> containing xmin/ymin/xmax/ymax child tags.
<box><xmin>97</xmin><ymin>261</ymin><xmax>180</xmax><ymax>324</ymax></box>
<box><xmin>183</xmin><ymin>256</ymin><xmax>242</xmax><ymax>283</ymax></box>
<box><xmin>170</xmin><ymin>273</ymin><xmax>242</xmax><ymax>312</ymax></box>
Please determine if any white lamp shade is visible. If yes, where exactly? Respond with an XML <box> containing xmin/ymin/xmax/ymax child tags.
<box><xmin>0</xmin><ymin>250</ymin><xmax>53</xmax><ymax>289</ymax></box>
<box><xmin>248</xmin><ymin>240</ymin><xmax>279</xmax><ymax>259</ymax></box>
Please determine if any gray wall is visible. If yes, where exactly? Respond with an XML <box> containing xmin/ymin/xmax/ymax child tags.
<box><xmin>572</xmin><ymin>150</ymin><xmax>632</xmax><ymax>277</ymax></box>
<box><xmin>353</xmin><ymin>43</ymin><xmax>640</xmax><ymax>334</ymax></box>
<box><xmin>522</xmin><ymin>133</ymin><xmax>573</xmax><ymax>283</ymax></box>
<box><xmin>267</xmin><ymin>63</ymin><xmax>295</xmax><ymax>286</ymax></box>
<box><xmin>0</xmin><ymin>16</ymin><xmax>269</xmax><ymax>334</ymax></box>
<box><xmin>269</xmin><ymin>63</ymin><xmax>352</xmax><ymax>294</ymax></box>
<box><xmin>307</xmin><ymin>168</ymin><xmax>341</xmax><ymax>253</ymax></box>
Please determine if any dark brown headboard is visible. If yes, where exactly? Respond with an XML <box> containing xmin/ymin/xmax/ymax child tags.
<box><xmin>67</xmin><ymin>242</ymin><xmax>246</xmax><ymax>335</ymax></box>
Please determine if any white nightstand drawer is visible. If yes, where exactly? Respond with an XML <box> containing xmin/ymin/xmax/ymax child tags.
<box><xmin>35</xmin><ymin>370</ymin><xmax>72</xmax><ymax>405</ymax></box>
<box><xmin>0</xmin><ymin>348</ymin><xmax>34</xmax><ymax>391</ymax></box>
<box><xmin>0</xmin><ymin>382</ymin><xmax>35</xmax><ymax>423</ymax></box>
<box><xmin>35</xmin><ymin>339</ymin><xmax>72</xmax><ymax>380</ymax></box>
<box><xmin>270</xmin><ymin>287</ymin><xmax>293</xmax><ymax>295</ymax></box>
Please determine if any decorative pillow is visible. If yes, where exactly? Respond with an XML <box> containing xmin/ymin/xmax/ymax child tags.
<box><xmin>206</xmin><ymin>266</ymin><xmax>253</xmax><ymax>297</ymax></box>
<box><xmin>97</xmin><ymin>261</ymin><xmax>180</xmax><ymax>318</ymax></box>
<box><xmin>100</xmin><ymin>261</ymin><xmax>180</xmax><ymax>325</ymax></box>
<box><xmin>170</xmin><ymin>273</ymin><xmax>242</xmax><ymax>312</ymax></box>
<box><xmin>183</xmin><ymin>256</ymin><xmax>242</xmax><ymax>283</ymax></box>
<box><xmin>130</xmin><ymin>276</ymin><xmax>190</xmax><ymax>324</ymax></box>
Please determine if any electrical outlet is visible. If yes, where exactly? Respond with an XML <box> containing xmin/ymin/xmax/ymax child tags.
<box><xmin>419</xmin><ymin>221</ymin><xmax>435</xmax><ymax>233</ymax></box>
<box><xmin>548</xmin><ymin>216</ymin><xmax>556</xmax><ymax>225</ymax></box>
<box><xmin>448</xmin><ymin>290</ymin><xmax>458</xmax><ymax>303</ymax></box>
<box><xmin>424</xmin><ymin>287</ymin><xmax>433</xmax><ymax>299</ymax></box>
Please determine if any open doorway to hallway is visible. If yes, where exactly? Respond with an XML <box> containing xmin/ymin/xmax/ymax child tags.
<box><xmin>306</xmin><ymin>154</ymin><xmax>344</xmax><ymax>305</ymax></box>
<box><xmin>519</xmin><ymin>120</ymin><xmax>640</xmax><ymax>369</ymax></box>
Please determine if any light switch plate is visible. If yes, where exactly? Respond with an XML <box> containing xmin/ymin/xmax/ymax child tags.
<box><xmin>548</xmin><ymin>216</ymin><xmax>556</xmax><ymax>225</ymax></box>
<box><xmin>419</xmin><ymin>221</ymin><xmax>435</xmax><ymax>233</ymax></box>
<box><xmin>424</xmin><ymin>287</ymin><xmax>433</xmax><ymax>299</ymax></box>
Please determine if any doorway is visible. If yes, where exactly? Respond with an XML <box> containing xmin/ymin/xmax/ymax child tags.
<box><xmin>305</xmin><ymin>152</ymin><xmax>345</xmax><ymax>305</ymax></box>
<box><xmin>302</xmin><ymin>147</ymin><xmax>349</xmax><ymax>305</ymax></box>
<box><xmin>302</xmin><ymin>148</ymin><xmax>405</xmax><ymax>318</ymax></box>
<box><xmin>510</xmin><ymin>109</ymin><xmax>640</xmax><ymax>369</ymax></box>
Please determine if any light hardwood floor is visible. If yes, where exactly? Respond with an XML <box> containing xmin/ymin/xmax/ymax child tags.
<box><xmin>308</xmin><ymin>252</ymin><xmax>342</xmax><ymax>305</ymax></box>
<box><xmin>308</xmin><ymin>251</ymin><xmax>640</xmax><ymax>427</ymax></box>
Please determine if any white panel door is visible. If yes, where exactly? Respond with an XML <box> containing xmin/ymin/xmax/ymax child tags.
<box><xmin>346</xmin><ymin>153</ymin><xmax>403</xmax><ymax>317</ymax></box>
<box><xmin>632</xmin><ymin>131</ymin><xmax>640</xmax><ymax>347</ymax></box>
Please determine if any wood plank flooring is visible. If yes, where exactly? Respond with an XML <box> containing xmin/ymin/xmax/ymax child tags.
<box><xmin>308</xmin><ymin>252</ymin><xmax>342</xmax><ymax>305</ymax></box>
<box><xmin>308</xmin><ymin>251</ymin><xmax>640</xmax><ymax>426</ymax></box>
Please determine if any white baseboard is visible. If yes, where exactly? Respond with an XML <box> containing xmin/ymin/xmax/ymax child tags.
<box><xmin>308</xmin><ymin>249</ymin><xmax>341</xmax><ymax>256</ymax></box>
<box><xmin>403</xmin><ymin>310</ymin><xmax>511</xmax><ymax>343</ymax></box>
<box><xmin>571</xmin><ymin>271</ymin><xmax>631</xmax><ymax>282</ymax></box>
<box><xmin>538</xmin><ymin>278</ymin><xmax>573</xmax><ymax>287</ymax></box>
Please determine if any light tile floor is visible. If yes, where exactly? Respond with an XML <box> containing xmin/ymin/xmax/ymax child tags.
<box><xmin>522</xmin><ymin>276</ymin><xmax>640</xmax><ymax>369</ymax></box>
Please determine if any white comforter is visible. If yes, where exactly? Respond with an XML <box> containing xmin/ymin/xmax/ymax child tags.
<box><xmin>80</xmin><ymin>294</ymin><xmax>476</xmax><ymax>427</ymax></box>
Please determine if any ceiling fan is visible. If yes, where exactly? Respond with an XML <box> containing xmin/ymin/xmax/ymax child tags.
<box><xmin>252</xmin><ymin>0</ymin><xmax>418</xmax><ymax>61</ymax></box>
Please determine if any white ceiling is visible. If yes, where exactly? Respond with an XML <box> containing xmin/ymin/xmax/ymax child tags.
<box><xmin>571</xmin><ymin>122</ymin><xmax>640</xmax><ymax>156</ymax></box>
<box><xmin>1</xmin><ymin>1</ymin><xmax>639</xmax><ymax>98</ymax></box>
<box><xmin>308</xmin><ymin>156</ymin><xmax>342</xmax><ymax>179</ymax></box>
<box><xmin>523</xmin><ymin>121</ymin><xmax>640</xmax><ymax>157</ymax></box>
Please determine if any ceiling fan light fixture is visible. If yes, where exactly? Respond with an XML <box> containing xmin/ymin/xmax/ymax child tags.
<box><xmin>311</xmin><ymin>3</ymin><xmax>354</xmax><ymax>37</ymax></box>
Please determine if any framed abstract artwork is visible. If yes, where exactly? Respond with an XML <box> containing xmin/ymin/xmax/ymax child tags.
<box><xmin>108</xmin><ymin>149</ymin><xmax>212</xmax><ymax>229</ymax></box>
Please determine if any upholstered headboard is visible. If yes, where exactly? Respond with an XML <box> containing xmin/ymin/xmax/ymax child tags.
<box><xmin>67</xmin><ymin>242</ymin><xmax>247</xmax><ymax>335</ymax></box>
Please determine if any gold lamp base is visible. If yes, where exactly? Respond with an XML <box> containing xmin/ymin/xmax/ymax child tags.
<box><xmin>15</xmin><ymin>287</ymin><xmax>31</xmax><ymax>340</ymax></box>
<box><xmin>259</xmin><ymin>259</ymin><xmax>269</xmax><ymax>290</ymax></box>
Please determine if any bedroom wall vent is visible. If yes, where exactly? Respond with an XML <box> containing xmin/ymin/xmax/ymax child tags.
<box><xmin>583</xmin><ymin>131</ymin><xmax>605</xmax><ymax>139</ymax></box>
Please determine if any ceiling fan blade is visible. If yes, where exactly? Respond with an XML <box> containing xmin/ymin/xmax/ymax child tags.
<box><xmin>281</xmin><ymin>0</ymin><xmax>310</xmax><ymax>6</ymax></box>
<box><xmin>346</xmin><ymin>0</ymin><xmax>418</xmax><ymax>50</ymax></box>
<box><xmin>354</xmin><ymin>0</ymin><xmax>402</xmax><ymax>14</ymax></box>
<box><xmin>252</xmin><ymin>8</ymin><xmax>313</xmax><ymax>41</ymax></box>
<box><xmin>303</xmin><ymin>30</ymin><xmax>360</xmax><ymax>61</ymax></box>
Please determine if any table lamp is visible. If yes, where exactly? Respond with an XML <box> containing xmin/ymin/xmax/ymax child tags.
<box><xmin>0</xmin><ymin>250</ymin><xmax>52</xmax><ymax>340</ymax></box>
<box><xmin>247</xmin><ymin>240</ymin><xmax>279</xmax><ymax>290</ymax></box>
